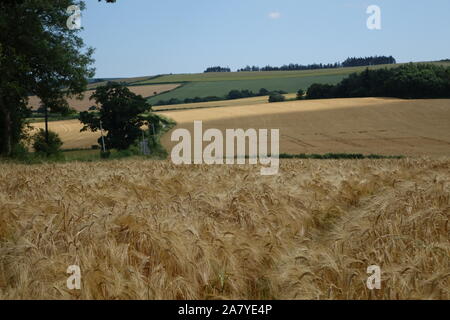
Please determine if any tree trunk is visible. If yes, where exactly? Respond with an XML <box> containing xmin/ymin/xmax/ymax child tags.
<box><xmin>0</xmin><ymin>101</ymin><xmax>12</xmax><ymax>157</ymax></box>
<box><xmin>44</xmin><ymin>105</ymin><xmax>49</xmax><ymax>144</ymax></box>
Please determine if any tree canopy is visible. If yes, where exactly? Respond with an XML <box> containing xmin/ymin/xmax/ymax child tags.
<box><xmin>204</xmin><ymin>66</ymin><xmax>231</xmax><ymax>73</ymax></box>
<box><xmin>0</xmin><ymin>1</ymin><xmax>96</xmax><ymax>156</ymax></box>
<box><xmin>305</xmin><ymin>64</ymin><xmax>450</xmax><ymax>99</ymax></box>
<box><xmin>79</xmin><ymin>82</ymin><xmax>152</xmax><ymax>150</ymax></box>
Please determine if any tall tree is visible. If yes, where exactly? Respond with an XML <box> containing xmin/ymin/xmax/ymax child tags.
<box><xmin>0</xmin><ymin>1</ymin><xmax>97</xmax><ymax>157</ymax></box>
<box><xmin>79</xmin><ymin>82</ymin><xmax>152</xmax><ymax>150</ymax></box>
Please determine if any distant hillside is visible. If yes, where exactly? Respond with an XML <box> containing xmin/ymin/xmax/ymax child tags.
<box><xmin>142</xmin><ymin>61</ymin><xmax>450</xmax><ymax>104</ymax></box>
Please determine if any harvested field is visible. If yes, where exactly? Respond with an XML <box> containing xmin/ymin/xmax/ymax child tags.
<box><xmin>86</xmin><ymin>76</ymin><xmax>154</xmax><ymax>90</ymax></box>
<box><xmin>28</xmin><ymin>84</ymin><xmax>181</xmax><ymax>112</ymax></box>
<box><xmin>0</xmin><ymin>158</ymin><xmax>448</xmax><ymax>299</ymax></box>
<box><xmin>32</xmin><ymin>120</ymin><xmax>101</xmax><ymax>150</ymax></box>
<box><xmin>160</xmin><ymin>98</ymin><xmax>450</xmax><ymax>157</ymax></box>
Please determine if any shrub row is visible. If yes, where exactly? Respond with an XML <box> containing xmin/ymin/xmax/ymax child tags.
<box><xmin>154</xmin><ymin>88</ymin><xmax>287</xmax><ymax>106</ymax></box>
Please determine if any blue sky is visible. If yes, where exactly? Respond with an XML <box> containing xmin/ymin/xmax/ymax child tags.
<box><xmin>79</xmin><ymin>0</ymin><xmax>450</xmax><ymax>78</ymax></box>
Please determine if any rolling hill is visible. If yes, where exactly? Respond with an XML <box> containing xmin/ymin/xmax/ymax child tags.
<box><xmin>143</xmin><ymin>61</ymin><xmax>450</xmax><ymax>105</ymax></box>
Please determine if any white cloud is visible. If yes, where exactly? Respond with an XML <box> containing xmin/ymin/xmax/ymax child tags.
<box><xmin>268</xmin><ymin>12</ymin><xmax>281</xmax><ymax>20</ymax></box>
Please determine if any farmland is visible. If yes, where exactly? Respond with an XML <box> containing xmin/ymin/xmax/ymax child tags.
<box><xmin>160</xmin><ymin>98</ymin><xmax>450</xmax><ymax>157</ymax></box>
<box><xmin>148</xmin><ymin>75</ymin><xmax>344</xmax><ymax>104</ymax></box>
<box><xmin>141</xmin><ymin>61</ymin><xmax>450</xmax><ymax>104</ymax></box>
<box><xmin>152</xmin><ymin>94</ymin><xmax>297</xmax><ymax>111</ymax></box>
<box><xmin>137</xmin><ymin>64</ymin><xmax>412</xmax><ymax>84</ymax></box>
<box><xmin>145</xmin><ymin>67</ymin><xmax>380</xmax><ymax>104</ymax></box>
<box><xmin>32</xmin><ymin>120</ymin><xmax>101</xmax><ymax>150</ymax></box>
<box><xmin>0</xmin><ymin>158</ymin><xmax>448</xmax><ymax>299</ymax></box>
<box><xmin>31</xmin><ymin>98</ymin><xmax>450</xmax><ymax>157</ymax></box>
<box><xmin>86</xmin><ymin>76</ymin><xmax>155</xmax><ymax>89</ymax></box>
<box><xmin>3</xmin><ymin>0</ymin><xmax>450</xmax><ymax>303</ymax></box>
<box><xmin>25</xmin><ymin>61</ymin><xmax>450</xmax><ymax>113</ymax></box>
<box><xmin>28</xmin><ymin>84</ymin><xmax>181</xmax><ymax>112</ymax></box>
<box><xmin>16</xmin><ymin>72</ymin><xmax>450</xmax><ymax>301</ymax></box>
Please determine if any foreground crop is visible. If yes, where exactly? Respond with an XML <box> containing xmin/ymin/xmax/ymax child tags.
<box><xmin>0</xmin><ymin>159</ymin><xmax>448</xmax><ymax>299</ymax></box>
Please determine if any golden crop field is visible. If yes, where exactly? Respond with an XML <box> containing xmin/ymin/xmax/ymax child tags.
<box><xmin>28</xmin><ymin>84</ymin><xmax>181</xmax><ymax>112</ymax></box>
<box><xmin>161</xmin><ymin>98</ymin><xmax>450</xmax><ymax>157</ymax></box>
<box><xmin>32</xmin><ymin>98</ymin><xmax>450</xmax><ymax>155</ymax></box>
<box><xmin>0</xmin><ymin>158</ymin><xmax>448</xmax><ymax>299</ymax></box>
<box><xmin>33</xmin><ymin>120</ymin><xmax>101</xmax><ymax>150</ymax></box>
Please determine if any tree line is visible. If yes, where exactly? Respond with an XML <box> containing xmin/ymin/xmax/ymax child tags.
<box><xmin>205</xmin><ymin>56</ymin><xmax>396</xmax><ymax>73</ymax></box>
<box><xmin>204</xmin><ymin>66</ymin><xmax>231</xmax><ymax>73</ymax></box>
<box><xmin>154</xmin><ymin>88</ymin><xmax>287</xmax><ymax>106</ymax></box>
<box><xmin>304</xmin><ymin>64</ymin><xmax>450</xmax><ymax>100</ymax></box>
<box><xmin>236</xmin><ymin>56</ymin><xmax>396</xmax><ymax>72</ymax></box>
<box><xmin>341</xmin><ymin>56</ymin><xmax>396</xmax><ymax>67</ymax></box>
<box><xmin>238</xmin><ymin>63</ymin><xmax>341</xmax><ymax>72</ymax></box>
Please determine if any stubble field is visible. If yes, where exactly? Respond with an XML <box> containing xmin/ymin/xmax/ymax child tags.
<box><xmin>0</xmin><ymin>158</ymin><xmax>448</xmax><ymax>299</ymax></box>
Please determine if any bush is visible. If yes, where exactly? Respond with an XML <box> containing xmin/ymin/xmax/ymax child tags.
<box><xmin>258</xmin><ymin>88</ymin><xmax>270</xmax><ymax>96</ymax></box>
<box><xmin>268</xmin><ymin>93</ymin><xmax>286</xmax><ymax>103</ymax></box>
<box><xmin>306</xmin><ymin>83</ymin><xmax>336</xmax><ymax>99</ymax></box>
<box><xmin>296</xmin><ymin>89</ymin><xmax>305</xmax><ymax>100</ymax></box>
<box><xmin>32</xmin><ymin>129</ymin><xmax>63</xmax><ymax>156</ymax></box>
<box><xmin>154</xmin><ymin>88</ymin><xmax>290</xmax><ymax>106</ymax></box>
<box><xmin>227</xmin><ymin>90</ymin><xmax>244</xmax><ymax>100</ymax></box>
<box><xmin>10</xmin><ymin>142</ymin><xmax>30</xmax><ymax>160</ymax></box>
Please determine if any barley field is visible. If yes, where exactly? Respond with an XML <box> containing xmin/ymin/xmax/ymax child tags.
<box><xmin>0</xmin><ymin>158</ymin><xmax>448</xmax><ymax>299</ymax></box>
